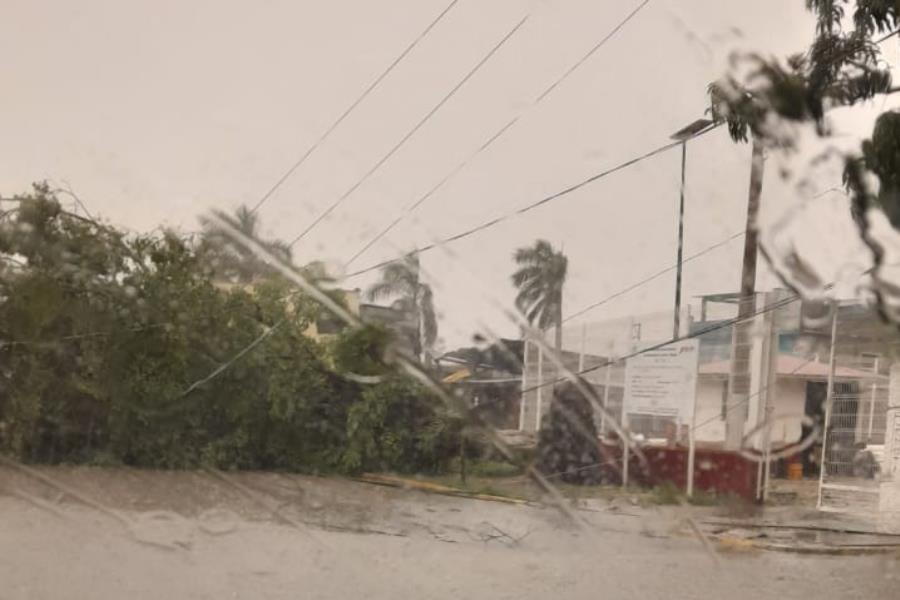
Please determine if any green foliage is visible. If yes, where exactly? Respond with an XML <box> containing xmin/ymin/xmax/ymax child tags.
<box><xmin>198</xmin><ymin>204</ymin><xmax>293</xmax><ymax>284</ymax></box>
<box><xmin>709</xmin><ymin>1</ymin><xmax>895</xmax><ymax>145</ymax></box>
<box><xmin>366</xmin><ymin>252</ymin><xmax>437</xmax><ymax>363</ymax></box>
<box><xmin>646</xmin><ymin>481</ymin><xmax>723</xmax><ymax>506</ymax></box>
<box><xmin>332</xmin><ymin>323</ymin><xmax>394</xmax><ymax>377</ymax></box>
<box><xmin>648</xmin><ymin>481</ymin><xmax>682</xmax><ymax>505</ymax></box>
<box><xmin>711</xmin><ymin>1</ymin><xmax>900</xmax><ymax>320</ymax></box>
<box><xmin>341</xmin><ymin>376</ymin><xmax>460</xmax><ymax>474</ymax></box>
<box><xmin>861</xmin><ymin>111</ymin><xmax>900</xmax><ymax>227</ymax></box>
<box><xmin>0</xmin><ymin>186</ymin><xmax>459</xmax><ymax>476</ymax></box>
<box><xmin>534</xmin><ymin>379</ymin><xmax>605</xmax><ymax>486</ymax></box>
<box><xmin>448</xmin><ymin>458</ymin><xmax>522</xmax><ymax>478</ymax></box>
<box><xmin>511</xmin><ymin>239</ymin><xmax>568</xmax><ymax>353</ymax></box>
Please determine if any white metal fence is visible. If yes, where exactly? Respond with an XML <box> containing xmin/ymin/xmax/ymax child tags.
<box><xmin>517</xmin><ymin>293</ymin><xmax>900</xmax><ymax>512</ymax></box>
<box><xmin>817</xmin><ymin>308</ymin><xmax>895</xmax><ymax>514</ymax></box>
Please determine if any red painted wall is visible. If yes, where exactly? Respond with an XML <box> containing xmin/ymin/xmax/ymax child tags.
<box><xmin>598</xmin><ymin>443</ymin><xmax>759</xmax><ymax>501</ymax></box>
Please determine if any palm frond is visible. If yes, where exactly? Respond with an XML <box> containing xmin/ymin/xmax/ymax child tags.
<box><xmin>510</xmin><ymin>239</ymin><xmax>568</xmax><ymax>332</ymax></box>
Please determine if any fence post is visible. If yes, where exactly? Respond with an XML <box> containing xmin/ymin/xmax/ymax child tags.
<box><xmin>760</xmin><ymin>296</ymin><xmax>779</xmax><ymax>502</ymax></box>
<box><xmin>622</xmin><ymin>413</ymin><xmax>630</xmax><ymax>489</ymax></box>
<box><xmin>687</xmin><ymin>393</ymin><xmax>697</xmax><ymax>497</ymax></box>
<box><xmin>535</xmin><ymin>343</ymin><xmax>544</xmax><ymax>432</ymax></box>
<box><xmin>578</xmin><ymin>324</ymin><xmax>586</xmax><ymax>372</ymax></box>
<box><xmin>601</xmin><ymin>346</ymin><xmax>613</xmax><ymax>436</ymax></box>
<box><xmin>867</xmin><ymin>357</ymin><xmax>879</xmax><ymax>441</ymax></box>
<box><xmin>816</xmin><ymin>303</ymin><xmax>839</xmax><ymax>510</ymax></box>
<box><xmin>879</xmin><ymin>364</ymin><xmax>900</xmax><ymax>517</ymax></box>
<box><xmin>518</xmin><ymin>339</ymin><xmax>529</xmax><ymax>431</ymax></box>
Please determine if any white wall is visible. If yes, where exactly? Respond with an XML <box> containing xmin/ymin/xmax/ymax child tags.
<box><xmin>768</xmin><ymin>378</ymin><xmax>807</xmax><ymax>445</ymax></box>
<box><xmin>694</xmin><ymin>377</ymin><xmax>807</xmax><ymax>445</ymax></box>
<box><xmin>694</xmin><ymin>378</ymin><xmax>727</xmax><ymax>443</ymax></box>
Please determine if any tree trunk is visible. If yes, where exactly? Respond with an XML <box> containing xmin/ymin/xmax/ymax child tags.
<box><xmin>554</xmin><ymin>304</ymin><xmax>563</xmax><ymax>359</ymax></box>
<box><xmin>725</xmin><ymin>137</ymin><xmax>764</xmax><ymax>450</ymax></box>
<box><xmin>412</xmin><ymin>285</ymin><xmax>423</xmax><ymax>363</ymax></box>
<box><xmin>459</xmin><ymin>430</ymin><xmax>467</xmax><ymax>486</ymax></box>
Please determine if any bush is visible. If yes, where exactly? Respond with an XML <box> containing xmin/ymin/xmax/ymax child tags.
<box><xmin>341</xmin><ymin>376</ymin><xmax>461</xmax><ymax>474</ymax></box>
<box><xmin>534</xmin><ymin>379</ymin><xmax>606</xmax><ymax>485</ymax></box>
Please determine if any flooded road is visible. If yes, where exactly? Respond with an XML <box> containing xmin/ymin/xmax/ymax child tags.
<box><xmin>1</xmin><ymin>466</ymin><xmax>896</xmax><ymax>599</ymax></box>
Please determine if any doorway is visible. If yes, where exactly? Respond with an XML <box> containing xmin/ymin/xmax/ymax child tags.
<box><xmin>802</xmin><ymin>382</ymin><xmax>827</xmax><ymax>477</ymax></box>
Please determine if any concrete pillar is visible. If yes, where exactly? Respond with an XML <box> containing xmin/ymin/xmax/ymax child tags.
<box><xmin>518</xmin><ymin>339</ymin><xmax>529</xmax><ymax>431</ymax></box>
<box><xmin>725</xmin><ymin>294</ymin><xmax>759</xmax><ymax>450</ymax></box>
<box><xmin>748</xmin><ymin>300</ymin><xmax>772</xmax><ymax>440</ymax></box>
<box><xmin>534</xmin><ymin>344</ymin><xmax>544</xmax><ymax>432</ymax></box>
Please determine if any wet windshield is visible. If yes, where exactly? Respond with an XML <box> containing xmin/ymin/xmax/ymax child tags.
<box><xmin>2</xmin><ymin>1</ymin><xmax>900</xmax><ymax>598</ymax></box>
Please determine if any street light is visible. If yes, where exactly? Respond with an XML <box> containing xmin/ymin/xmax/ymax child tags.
<box><xmin>669</xmin><ymin>118</ymin><xmax>713</xmax><ymax>340</ymax></box>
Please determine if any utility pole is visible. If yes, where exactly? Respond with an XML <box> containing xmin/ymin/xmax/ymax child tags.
<box><xmin>669</xmin><ymin>118</ymin><xmax>712</xmax><ymax>338</ymax></box>
<box><xmin>725</xmin><ymin>139</ymin><xmax>765</xmax><ymax>450</ymax></box>
<box><xmin>673</xmin><ymin>141</ymin><xmax>687</xmax><ymax>339</ymax></box>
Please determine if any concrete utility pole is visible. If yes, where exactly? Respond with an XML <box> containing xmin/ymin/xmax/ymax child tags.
<box><xmin>673</xmin><ymin>141</ymin><xmax>687</xmax><ymax>340</ymax></box>
<box><xmin>725</xmin><ymin>139</ymin><xmax>765</xmax><ymax>450</ymax></box>
<box><xmin>754</xmin><ymin>290</ymin><xmax>780</xmax><ymax>502</ymax></box>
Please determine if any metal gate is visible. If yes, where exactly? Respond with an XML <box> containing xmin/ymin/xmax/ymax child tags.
<box><xmin>818</xmin><ymin>320</ymin><xmax>891</xmax><ymax>514</ymax></box>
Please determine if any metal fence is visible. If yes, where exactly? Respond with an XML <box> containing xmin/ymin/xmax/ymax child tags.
<box><xmin>515</xmin><ymin>291</ymin><xmax>900</xmax><ymax>512</ymax></box>
<box><xmin>817</xmin><ymin>306</ymin><xmax>896</xmax><ymax>514</ymax></box>
<box><xmin>519</xmin><ymin>308</ymin><xmax>686</xmax><ymax>435</ymax></box>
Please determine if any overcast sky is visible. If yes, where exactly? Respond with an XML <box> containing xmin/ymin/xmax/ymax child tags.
<box><xmin>3</xmin><ymin>0</ymin><xmax>899</xmax><ymax>349</ymax></box>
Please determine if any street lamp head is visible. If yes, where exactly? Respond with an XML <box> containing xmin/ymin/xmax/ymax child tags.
<box><xmin>670</xmin><ymin>118</ymin><xmax>714</xmax><ymax>141</ymax></box>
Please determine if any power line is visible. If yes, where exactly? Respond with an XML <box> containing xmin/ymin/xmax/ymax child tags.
<box><xmin>345</xmin><ymin>116</ymin><xmax>520</xmax><ymax>266</ymax></box>
<box><xmin>180</xmin><ymin>320</ymin><xmax>286</xmax><ymax>397</ymax></box>
<box><xmin>247</xmin><ymin>0</ymin><xmax>461</xmax><ymax>216</ymax></box>
<box><xmin>287</xmin><ymin>14</ymin><xmax>531</xmax><ymax>248</ymax></box>
<box><xmin>689</xmin><ymin>358</ymin><xmax>814</xmax><ymax>435</ymax></box>
<box><xmin>521</xmin><ymin>289</ymin><xmax>807</xmax><ymax>396</ymax></box>
<box><xmin>344</xmin><ymin>16</ymin><xmax>893</xmax><ymax>273</ymax></box>
<box><xmin>876</xmin><ymin>28</ymin><xmax>900</xmax><ymax>44</ymax></box>
<box><xmin>345</xmin><ymin>0</ymin><xmax>654</xmax><ymax>267</ymax></box>
<box><xmin>562</xmin><ymin>231</ymin><xmax>744</xmax><ymax>323</ymax></box>
<box><xmin>534</xmin><ymin>0</ymin><xmax>652</xmax><ymax>104</ymax></box>
<box><xmin>345</xmin><ymin>122</ymin><xmax>720</xmax><ymax>278</ymax></box>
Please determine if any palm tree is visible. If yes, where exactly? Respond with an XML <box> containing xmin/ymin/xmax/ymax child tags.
<box><xmin>511</xmin><ymin>240</ymin><xmax>568</xmax><ymax>356</ymax></box>
<box><xmin>366</xmin><ymin>252</ymin><xmax>437</xmax><ymax>364</ymax></box>
<box><xmin>200</xmin><ymin>205</ymin><xmax>292</xmax><ymax>284</ymax></box>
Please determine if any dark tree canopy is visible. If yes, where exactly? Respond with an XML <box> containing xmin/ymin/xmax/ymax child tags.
<box><xmin>535</xmin><ymin>380</ymin><xmax>606</xmax><ymax>486</ymax></box>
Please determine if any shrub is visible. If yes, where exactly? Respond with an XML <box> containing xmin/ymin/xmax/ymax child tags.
<box><xmin>534</xmin><ymin>379</ymin><xmax>605</xmax><ymax>485</ymax></box>
<box><xmin>341</xmin><ymin>376</ymin><xmax>460</xmax><ymax>474</ymax></box>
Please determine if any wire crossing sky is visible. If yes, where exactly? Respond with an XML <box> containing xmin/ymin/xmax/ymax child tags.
<box><xmin>287</xmin><ymin>14</ymin><xmax>531</xmax><ymax>248</ymax></box>
<box><xmin>247</xmin><ymin>0</ymin><xmax>461</xmax><ymax>216</ymax></box>
<box><xmin>343</xmin><ymin>0</ymin><xmax>654</xmax><ymax>268</ymax></box>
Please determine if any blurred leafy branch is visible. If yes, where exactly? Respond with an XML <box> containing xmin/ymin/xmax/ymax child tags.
<box><xmin>709</xmin><ymin>0</ymin><xmax>900</xmax><ymax>318</ymax></box>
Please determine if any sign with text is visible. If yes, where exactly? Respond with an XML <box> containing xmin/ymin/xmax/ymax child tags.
<box><xmin>623</xmin><ymin>340</ymin><xmax>699</xmax><ymax>423</ymax></box>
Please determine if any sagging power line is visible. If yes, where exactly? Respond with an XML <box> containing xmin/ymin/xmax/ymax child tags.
<box><xmin>248</xmin><ymin>0</ymin><xmax>461</xmax><ymax>216</ymax></box>
<box><xmin>287</xmin><ymin>14</ymin><xmax>531</xmax><ymax>248</ymax></box>
<box><xmin>345</xmin><ymin>122</ymin><xmax>720</xmax><ymax>278</ymax></box>
<box><xmin>345</xmin><ymin>0</ymin><xmax>654</xmax><ymax>267</ymax></box>
<box><xmin>562</xmin><ymin>231</ymin><xmax>744</xmax><ymax>323</ymax></box>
